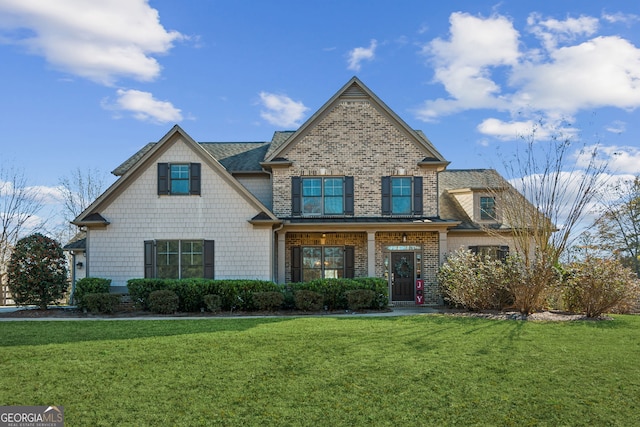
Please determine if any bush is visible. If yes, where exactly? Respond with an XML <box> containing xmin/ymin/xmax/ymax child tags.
<box><xmin>203</xmin><ymin>294</ymin><xmax>221</xmax><ymax>313</ymax></box>
<box><xmin>294</xmin><ymin>290</ymin><xmax>324</xmax><ymax>311</ymax></box>
<box><xmin>148</xmin><ymin>290</ymin><xmax>179</xmax><ymax>314</ymax></box>
<box><xmin>438</xmin><ymin>249</ymin><xmax>513</xmax><ymax>311</ymax></box>
<box><xmin>74</xmin><ymin>277</ymin><xmax>111</xmax><ymax>308</ymax></box>
<box><xmin>83</xmin><ymin>293</ymin><xmax>121</xmax><ymax>314</ymax></box>
<box><xmin>506</xmin><ymin>256</ymin><xmax>559</xmax><ymax>315</ymax></box>
<box><xmin>563</xmin><ymin>257</ymin><xmax>640</xmax><ymax>317</ymax></box>
<box><xmin>253</xmin><ymin>291</ymin><xmax>284</xmax><ymax>311</ymax></box>
<box><xmin>345</xmin><ymin>289</ymin><xmax>376</xmax><ymax>310</ymax></box>
<box><xmin>289</xmin><ymin>278</ymin><xmax>388</xmax><ymax>310</ymax></box>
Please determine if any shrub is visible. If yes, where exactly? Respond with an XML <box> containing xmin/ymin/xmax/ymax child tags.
<box><xmin>289</xmin><ymin>278</ymin><xmax>388</xmax><ymax>310</ymax></box>
<box><xmin>83</xmin><ymin>293</ymin><xmax>121</xmax><ymax>314</ymax></box>
<box><xmin>563</xmin><ymin>257</ymin><xmax>640</xmax><ymax>317</ymax></box>
<box><xmin>506</xmin><ymin>256</ymin><xmax>559</xmax><ymax>315</ymax></box>
<box><xmin>148</xmin><ymin>290</ymin><xmax>179</xmax><ymax>314</ymax></box>
<box><xmin>203</xmin><ymin>294</ymin><xmax>221</xmax><ymax>313</ymax></box>
<box><xmin>294</xmin><ymin>290</ymin><xmax>324</xmax><ymax>311</ymax></box>
<box><xmin>74</xmin><ymin>277</ymin><xmax>111</xmax><ymax>308</ymax></box>
<box><xmin>345</xmin><ymin>289</ymin><xmax>376</xmax><ymax>310</ymax></box>
<box><xmin>438</xmin><ymin>249</ymin><xmax>512</xmax><ymax>311</ymax></box>
<box><xmin>7</xmin><ymin>233</ymin><xmax>68</xmax><ymax>310</ymax></box>
<box><xmin>127</xmin><ymin>278</ymin><xmax>168</xmax><ymax>310</ymax></box>
<box><xmin>253</xmin><ymin>291</ymin><xmax>284</xmax><ymax>311</ymax></box>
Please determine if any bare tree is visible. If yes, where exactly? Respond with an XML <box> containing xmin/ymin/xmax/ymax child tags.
<box><xmin>592</xmin><ymin>176</ymin><xmax>640</xmax><ymax>277</ymax></box>
<box><xmin>0</xmin><ymin>164</ymin><xmax>45</xmax><ymax>292</ymax></box>
<box><xmin>57</xmin><ymin>167</ymin><xmax>107</xmax><ymax>241</ymax></box>
<box><xmin>487</xmin><ymin>125</ymin><xmax>608</xmax><ymax>313</ymax></box>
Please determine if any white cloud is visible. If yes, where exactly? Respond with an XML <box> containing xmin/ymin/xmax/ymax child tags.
<box><xmin>527</xmin><ymin>13</ymin><xmax>599</xmax><ymax>51</ymax></box>
<box><xmin>418</xmin><ymin>12</ymin><xmax>640</xmax><ymax>142</ymax></box>
<box><xmin>103</xmin><ymin>89</ymin><xmax>182</xmax><ymax>124</ymax></box>
<box><xmin>575</xmin><ymin>144</ymin><xmax>640</xmax><ymax>175</ymax></box>
<box><xmin>0</xmin><ymin>0</ymin><xmax>183</xmax><ymax>85</ymax></box>
<box><xmin>347</xmin><ymin>39</ymin><xmax>377</xmax><ymax>71</ymax></box>
<box><xmin>258</xmin><ymin>92</ymin><xmax>309</xmax><ymax>128</ymax></box>
<box><xmin>417</xmin><ymin>13</ymin><xmax>519</xmax><ymax>121</ymax></box>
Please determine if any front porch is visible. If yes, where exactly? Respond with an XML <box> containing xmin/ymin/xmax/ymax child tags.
<box><xmin>276</xmin><ymin>227</ymin><xmax>453</xmax><ymax>305</ymax></box>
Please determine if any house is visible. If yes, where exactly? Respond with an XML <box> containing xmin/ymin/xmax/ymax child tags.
<box><xmin>72</xmin><ymin>77</ymin><xmax>522</xmax><ymax>305</ymax></box>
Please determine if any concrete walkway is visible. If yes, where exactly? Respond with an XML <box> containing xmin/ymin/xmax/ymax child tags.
<box><xmin>0</xmin><ymin>305</ymin><xmax>441</xmax><ymax>321</ymax></box>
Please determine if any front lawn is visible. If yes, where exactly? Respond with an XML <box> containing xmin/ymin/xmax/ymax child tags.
<box><xmin>1</xmin><ymin>315</ymin><xmax>639</xmax><ymax>426</ymax></box>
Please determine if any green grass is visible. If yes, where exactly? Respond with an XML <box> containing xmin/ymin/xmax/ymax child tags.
<box><xmin>1</xmin><ymin>315</ymin><xmax>639</xmax><ymax>426</ymax></box>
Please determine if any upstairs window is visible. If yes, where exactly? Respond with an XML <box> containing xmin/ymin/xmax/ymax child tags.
<box><xmin>158</xmin><ymin>163</ymin><xmax>201</xmax><ymax>195</ymax></box>
<box><xmin>292</xmin><ymin>176</ymin><xmax>354</xmax><ymax>216</ymax></box>
<box><xmin>381</xmin><ymin>176</ymin><xmax>423</xmax><ymax>216</ymax></box>
<box><xmin>480</xmin><ymin>196</ymin><xmax>496</xmax><ymax>220</ymax></box>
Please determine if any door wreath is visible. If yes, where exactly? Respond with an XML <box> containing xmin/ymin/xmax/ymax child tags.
<box><xmin>394</xmin><ymin>257</ymin><xmax>412</xmax><ymax>278</ymax></box>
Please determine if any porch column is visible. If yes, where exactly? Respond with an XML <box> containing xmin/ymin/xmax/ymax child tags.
<box><xmin>439</xmin><ymin>230</ymin><xmax>448</xmax><ymax>264</ymax></box>
<box><xmin>277</xmin><ymin>231</ymin><xmax>286</xmax><ymax>284</ymax></box>
<box><xmin>367</xmin><ymin>231</ymin><xmax>376</xmax><ymax>277</ymax></box>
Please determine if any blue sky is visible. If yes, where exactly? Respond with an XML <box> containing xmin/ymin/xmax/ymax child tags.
<box><xmin>1</xmin><ymin>0</ymin><xmax>640</xmax><ymax>235</ymax></box>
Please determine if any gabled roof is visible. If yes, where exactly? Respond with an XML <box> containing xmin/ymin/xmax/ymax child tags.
<box><xmin>439</xmin><ymin>169</ymin><xmax>509</xmax><ymax>192</ymax></box>
<box><xmin>73</xmin><ymin>125</ymin><xmax>279</xmax><ymax>227</ymax></box>
<box><xmin>263</xmin><ymin>77</ymin><xmax>448</xmax><ymax>164</ymax></box>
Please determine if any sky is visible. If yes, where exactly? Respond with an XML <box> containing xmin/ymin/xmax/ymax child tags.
<box><xmin>1</xmin><ymin>0</ymin><xmax>640</xmax><ymax>237</ymax></box>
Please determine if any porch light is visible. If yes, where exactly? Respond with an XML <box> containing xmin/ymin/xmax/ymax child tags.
<box><xmin>402</xmin><ymin>233</ymin><xmax>407</xmax><ymax>243</ymax></box>
<box><xmin>76</xmin><ymin>262</ymin><xmax>84</xmax><ymax>269</ymax></box>
<box><xmin>320</xmin><ymin>233</ymin><xmax>326</xmax><ymax>245</ymax></box>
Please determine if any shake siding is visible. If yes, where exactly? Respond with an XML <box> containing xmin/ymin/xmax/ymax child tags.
<box><xmin>88</xmin><ymin>139</ymin><xmax>272</xmax><ymax>288</ymax></box>
<box><xmin>236</xmin><ymin>176</ymin><xmax>272</xmax><ymax>209</ymax></box>
<box><xmin>272</xmin><ymin>100</ymin><xmax>438</xmax><ymax>217</ymax></box>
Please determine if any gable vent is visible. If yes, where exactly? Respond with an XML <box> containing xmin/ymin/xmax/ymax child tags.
<box><xmin>342</xmin><ymin>83</ymin><xmax>367</xmax><ymax>98</ymax></box>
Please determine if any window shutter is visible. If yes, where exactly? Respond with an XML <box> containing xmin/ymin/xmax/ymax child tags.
<box><xmin>413</xmin><ymin>176</ymin><xmax>423</xmax><ymax>216</ymax></box>
<box><xmin>291</xmin><ymin>177</ymin><xmax>301</xmax><ymax>216</ymax></box>
<box><xmin>499</xmin><ymin>246</ymin><xmax>509</xmax><ymax>262</ymax></box>
<box><xmin>144</xmin><ymin>240</ymin><xmax>155</xmax><ymax>278</ymax></box>
<box><xmin>345</xmin><ymin>246</ymin><xmax>355</xmax><ymax>278</ymax></box>
<box><xmin>344</xmin><ymin>176</ymin><xmax>354</xmax><ymax>215</ymax></box>
<box><xmin>291</xmin><ymin>246</ymin><xmax>301</xmax><ymax>282</ymax></box>
<box><xmin>190</xmin><ymin>163</ymin><xmax>201</xmax><ymax>195</ymax></box>
<box><xmin>157</xmin><ymin>163</ymin><xmax>169</xmax><ymax>195</ymax></box>
<box><xmin>381</xmin><ymin>176</ymin><xmax>391</xmax><ymax>215</ymax></box>
<box><xmin>204</xmin><ymin>240</ymin><xmax>215</xmax><ymax>279</ymax></box>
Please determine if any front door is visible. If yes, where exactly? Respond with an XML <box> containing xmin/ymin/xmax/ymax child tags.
<box><xmin>391</xmin><ymin>252</ymin><xmax>414</xmax><ymax>301</ymax></box>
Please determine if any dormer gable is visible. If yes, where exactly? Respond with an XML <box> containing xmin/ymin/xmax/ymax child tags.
<box><xmin>262</xmin><ymin>77</ymin><xmax>449</xmax><ymax>170</ymax></box>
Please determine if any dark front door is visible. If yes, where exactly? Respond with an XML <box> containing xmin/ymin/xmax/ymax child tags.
<box><xmin>391</xmin><ymin>252</ymin><xmax>414</xmax><ymax>301</ymax></box>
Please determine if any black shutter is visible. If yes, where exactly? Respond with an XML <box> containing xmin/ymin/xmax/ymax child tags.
<box><xmin>413</xmin><ymin>176</ymin><xmax>423</xmax><ymax>216</ymax></box>
<box><xmin>291</xmin><ymin>177</ymin><xmax>301</xmax><ymax>216</ymax></box>
<box><xmin>291</xmin><ymin>246</ymin><xmax>301</xmax><ymax>282</ymax></box>
<box><xmin>144</xmin><ymin>240</ymin><xmax>155</xmax><ymax>278</ymax></box>
<box><xmin>158</xmin><ymin>163</ymin><xmax>169</xmax><ymax>195</ymax></box>
<box><xmin>344</xmin><ymin>176</ymin><xmax>354</xmax><ymax>215</ymax></box>
<box><xmin>381</xmin><ymin>176</ymin><xmax>391</xmax><ymax>215</ymax></box>
<box><xmin>190</xmin><ymin>163</ymin><xmax>201</xmax><ymax>195</ymax></box>
<box><xmin>498</xmin><ymin>246</ymin><xmax>509</xmax><ymax>262</ymax></box>
<box><xmin>345</xmin><ymin>246</ymin><xmax>355</xmax><ymax>278</ymax></box>
<box><xmin>204</xmin><ymin>240</ymin><xmax>215</xmax><ymax>279</ymax></box>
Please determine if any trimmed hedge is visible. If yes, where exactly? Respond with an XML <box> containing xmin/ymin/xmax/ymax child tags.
<box><xmin>345</xmin><ymin>289</ymin><xmax>376</xmax><ymax>310</ymax></box>
<box><xmin>74</xmin><ymin>277</ymin><xmax>112</xmax><ymax>309</ymax></box>
<box><xmin>83</xmin><ymin>293</ymin><xmax>121</xmax><ymax>314</ymax></box>
<box><xmin>148</xmin><ymin>290</ymin><xmax>179</xmax><ymax>314</ymax></box>
<box><xmin>288</xmin><ymin>278</ymin><xmax>387</xmax><ymax>310</ymax></box>
<box><xmin>294</xmin><ymin>290</ymin><xmax>324</xmax><ymax>311</ymax></box>
<box><xmin>126</xmin><ymin>277</ymin><xmax>387</xmax><ymax>313</ymax></box>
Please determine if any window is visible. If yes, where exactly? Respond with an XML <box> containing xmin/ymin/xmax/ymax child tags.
<box><xmin>291</xmin><ymin>176</ymin><xmax>354</xmax><ymax>216</ymax></box>
<box><xmin>144</xmin><ymin>240</ymin><xmax>214</xmax><ymax>279</ymax></box>
<box><xmin>480</xmin><ymin>196</ymin><xmax>496</xmax><ymax>220</ymax></box>
<box><xmin>381</xmin><ymin>176</ymin><xmax>423</xmax><ymax>216</ymax></box>
<box><xmin>469</xmin><ymin>245</ymin><xmax>509</xmax><ymax>261</ymax></box>
<box><xmin>157</xmin><ymin>163</ymin><xmax>201</xmax><ymax>195</ymax></box>
<box><xmin>291</xmin><ymin>246</ymin><xmax>355</xmax><ymax>282</ymax></box>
